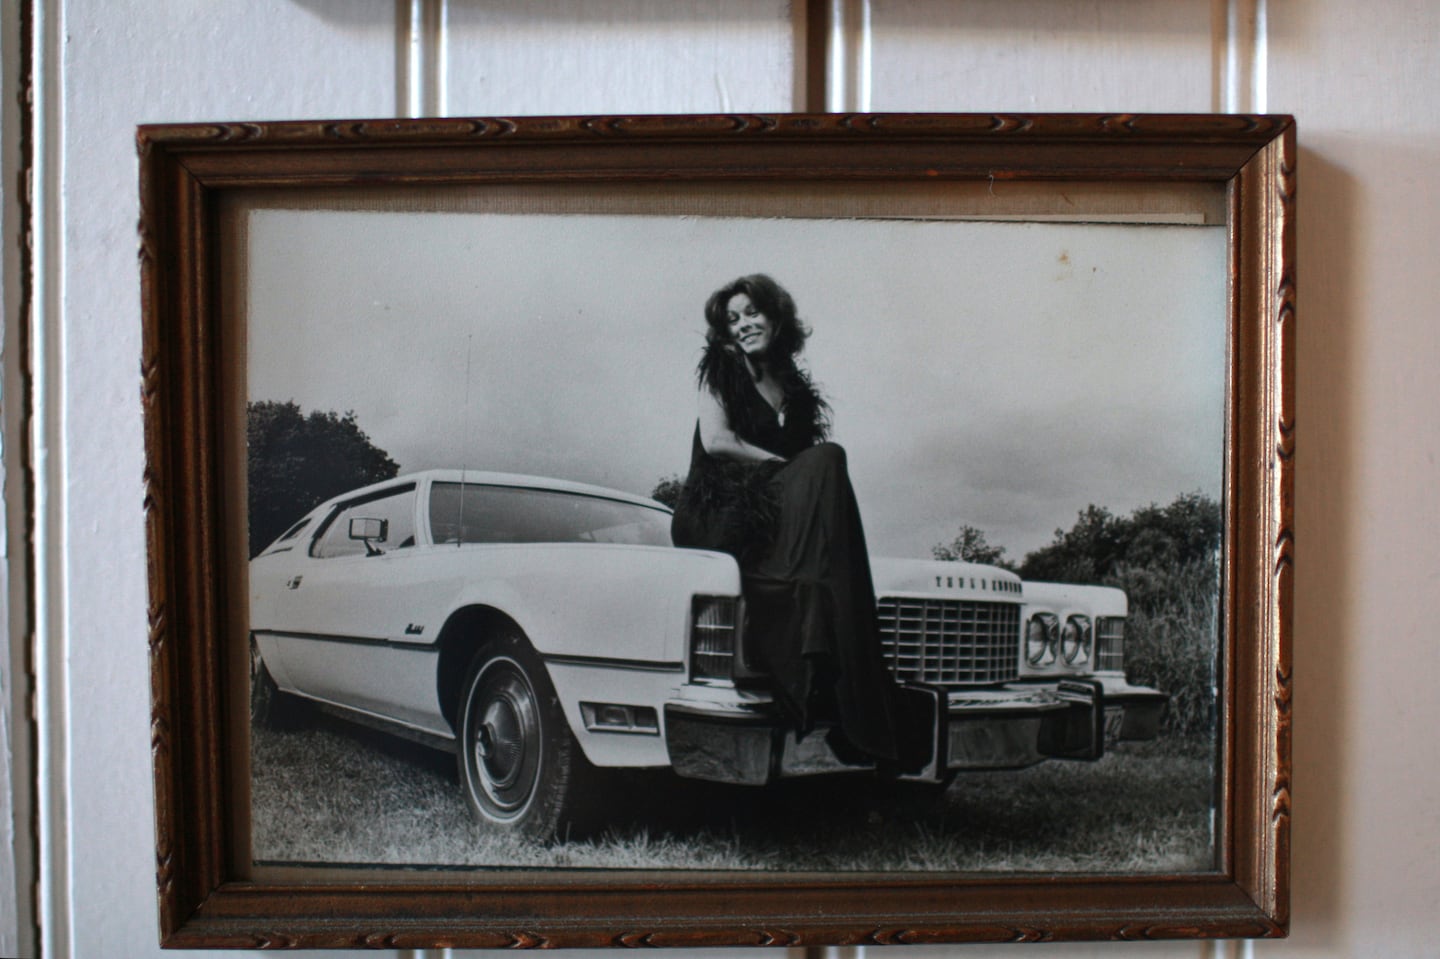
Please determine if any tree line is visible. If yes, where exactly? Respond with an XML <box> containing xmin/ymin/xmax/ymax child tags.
<box><xmin>246</xmin><ymin>400</ymin><xmax>398</xmax><ymax>557</ymax></box>
<box><xmin>934</xmin><ymin>492</ymin><xmax>1220</xmax><ymax>615</ymax></box>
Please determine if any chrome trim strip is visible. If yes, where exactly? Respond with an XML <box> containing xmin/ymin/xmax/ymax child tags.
<box><xmin>543</xmin><ymin>653</ymin><xmax>684</xmax><ymax>673</ymax></box>
<box><xmin>253</xmin><ymin>628</ymin><xmax>436</xmax><ymax>651</ymax></box>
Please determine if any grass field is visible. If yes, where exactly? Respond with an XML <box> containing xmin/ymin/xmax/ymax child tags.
<box><xmin>251</xmin><ymin>714</ymin><xmax>1216</xmax><ymax>873</ymax></box>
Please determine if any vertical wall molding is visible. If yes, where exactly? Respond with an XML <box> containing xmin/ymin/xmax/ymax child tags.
<box><xmin>399</xmin><ymin>0</ymin><xmax>446</xmax><ymax>118</ymax></box>
<box><xmin>1206</xmin><ymin>931</ymin><xmax>1257</xmax><ymax>958</ymax></box>
<box><xmin>808</xmin><ymin>0</ymin><xmax>871</xmax><ymax>113</ymax></box>
<box><xmin>1218</xmin><ymin>0</ymin><xmax>1268</xmax><ymax>113</ymax></box>
<box><xmin>30</xmin><ymin>0</ymin><xmax>69</xmax><ymax>954</ymax></box>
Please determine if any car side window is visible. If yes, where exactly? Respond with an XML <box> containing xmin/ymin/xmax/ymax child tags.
<box><xmin>311</xmin><ymin>486</ymin><xmax>418</xmax><ymax>559</ymax></box>
<box><xmin>256</xmin><ymin>516</ymin><xmax>312</xmax><ymax>555</ymax></box>
<box><xmin>277</xmin><ymin>517</ymin><xmax>309</xmax><ymax>542</ymax></box>
<box><xmin>428</xmin><ymin>482</ymin><xmax>671</xmax><ymax>546</ymax></box>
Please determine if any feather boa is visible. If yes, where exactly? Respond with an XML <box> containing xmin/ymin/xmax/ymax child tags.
<box><xmin>676</xmin><ymin>343</ymin><xmax>831</xmax><ymax>560</ymax></box>
<box><xmin>694</xmin><ymin>340</ymin><xmax>830</xmax><ymax>452</ymax></box>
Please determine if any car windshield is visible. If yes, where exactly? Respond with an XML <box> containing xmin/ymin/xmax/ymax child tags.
<box><xmin>429</xmin><ymin>482</ymin><xmax>672</xmax><ymax>547</ymax></box>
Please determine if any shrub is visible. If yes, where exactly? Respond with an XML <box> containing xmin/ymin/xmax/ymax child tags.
<box><xmin>650</xmin><ymin>474</ymin><xmax>685</xmax><ymax>509</ymax></box>
<box><xmin>958</xmin><ymin>492</ymin><xmax>1223</xmax><ymax>739</ymax></box>
<box><xmin>1113</xmin><ymin>557</ymin><xmax>1219</xmax><ymax>737</ymax></box>
<box><xmin>932</xmin><ymin>525</ymin><xmax>1015</xmax><ymax>569</ymax></box>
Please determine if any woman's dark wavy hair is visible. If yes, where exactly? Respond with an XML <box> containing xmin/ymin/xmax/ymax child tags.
<box><xmin>702</xmin><ymin>273</ymin><xmax>811</xmax><ymax>365</ymax></box>
<box><xmin>695</xmin><ymin>274</ymin><xmax>829</xmax><ymax>447</ymax></box>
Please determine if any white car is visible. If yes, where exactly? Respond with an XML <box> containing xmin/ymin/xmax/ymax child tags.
<box><xmin>250</xmin><ymin>469</ymin><xmax>1166</xmax><ymax>839</ymax></box>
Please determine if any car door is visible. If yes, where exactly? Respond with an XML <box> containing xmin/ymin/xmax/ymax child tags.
<box><xmin>260</xmin><ymin>483</ymin><xmax>446</xmax><ymax>731</ymax></box>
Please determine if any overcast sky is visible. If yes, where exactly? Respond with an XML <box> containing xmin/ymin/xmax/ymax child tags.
<box><xmin>245</xmin><ymin>208</ymin><xmax>1225</xmax><ymax>560</ymax></box>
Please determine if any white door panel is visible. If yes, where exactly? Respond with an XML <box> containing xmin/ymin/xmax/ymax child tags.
<box><xmin>441</xmin><ymin>0</ymin><xmax>798</xmax><ymax>114</ymax></box>
<box><xmin>868</xmin><ymin>1</ymin><xmax>1218</xmax><ymax>113</ymax></box>
<box><xmin>272</xmin><ymin>637</ymin><xmax>447</xmax><ymax>736</ymax></box>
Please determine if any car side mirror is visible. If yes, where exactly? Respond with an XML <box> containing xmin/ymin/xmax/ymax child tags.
<box><xmin>349</xmin><ymin>517</ymin><xmax>388</xmax><ymax>542</ymax></box>
<box><xmin>348</xmin><ymin>517</ymin><xmax>388</xmax><ymax>556</ymax></box>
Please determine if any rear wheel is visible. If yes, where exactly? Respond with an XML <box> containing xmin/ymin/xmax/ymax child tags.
<box><xmin>457</xmin><ymin>632</ymin><xmax>599</xmax><ymax>841</ymax></box>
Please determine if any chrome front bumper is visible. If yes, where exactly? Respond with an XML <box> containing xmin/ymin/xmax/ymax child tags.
<box><xmin>664</xmin><ymin>680</ymin><xmax>1107</xmax><ymax>786</ymax></box>
<box><xmin>1014</xmin><ymin>674</ymin><xmax>1169</xmax><ymax>742</ymax></box>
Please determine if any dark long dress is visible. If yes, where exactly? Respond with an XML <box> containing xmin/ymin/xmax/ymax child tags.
<box><xmin>671</xmin><ymin>377</ymin><xmax>921</xmax><ymax>766</ymax></box>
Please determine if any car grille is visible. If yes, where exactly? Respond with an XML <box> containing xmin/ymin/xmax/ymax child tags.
<box><xmin>877</xmin><ymin>599</ymin><xmax>1020</xmax><ymax>686</ymax></box>
<box><xmin>1095</xmin><ymin>616</ymin><xmax>1125</xmax><ymax>671</ymax></box>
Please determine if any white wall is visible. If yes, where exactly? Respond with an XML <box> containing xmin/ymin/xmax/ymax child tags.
<box><xmin>1268</xmin><ymin>3</ymin><xmax>1440</xmax><ymax>956</ymax></box>
<box><xmin>13</xmin><ymin>0</ymin><xmax>1439</xmax><ymax>956</ymax></box>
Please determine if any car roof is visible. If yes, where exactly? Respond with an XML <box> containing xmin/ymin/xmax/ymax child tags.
<box><xmin>318</xmin><ymin>468</ymin><xmax>671</xmax><ymax>513</ymax></box>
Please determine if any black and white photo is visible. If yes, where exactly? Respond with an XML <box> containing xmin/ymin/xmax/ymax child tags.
<box><xmin>241</xmin><ymin>204</ymin><xmax>1224</xmax><ymax>871</ymax></box>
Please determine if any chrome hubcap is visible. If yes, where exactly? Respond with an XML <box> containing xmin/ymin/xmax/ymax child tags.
<box><xmin>465</xmin><ymin>658</ymin><xmax>541</xmax><ymax>817</ymax></box>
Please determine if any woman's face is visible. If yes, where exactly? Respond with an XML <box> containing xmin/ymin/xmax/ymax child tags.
<box><xmin>725</xmin><ymin>293</ymin><xmax>773</xmax><ymax>357</ymax></box>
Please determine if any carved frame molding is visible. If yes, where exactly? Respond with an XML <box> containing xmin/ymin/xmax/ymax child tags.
<box><xmin>140</xmin><ymin>113</ymin><xmax>1293</xmax><ymax>948</ymax></box>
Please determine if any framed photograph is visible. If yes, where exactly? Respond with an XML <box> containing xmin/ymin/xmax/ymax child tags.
<box><xmin>142</xmin><ymin>113</ymin><xmax>1293</xmax><ymax>948</ymax></box>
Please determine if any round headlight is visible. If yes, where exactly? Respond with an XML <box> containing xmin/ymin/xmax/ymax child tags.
<box><xmin>1061</xmin><ymin>614</ymin><xmax>1093</xmax><ymax>665</ymax></box>
<box><xmin>1026</xmin><ymin>613</ymin><xmax>1058</xmax><ymax>666</ymax></box>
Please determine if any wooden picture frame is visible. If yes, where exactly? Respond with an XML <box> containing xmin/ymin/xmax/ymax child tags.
<box><xmin>141</xmin><ymin>113</ymin><xmax>1293</xmax><ymax>948</ymax></box>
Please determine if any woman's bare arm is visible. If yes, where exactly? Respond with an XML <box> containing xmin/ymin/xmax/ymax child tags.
<box><xmin>697</xmin><ymin>387</ymin><xmax>785</xmax><ymax>463</ymax></box>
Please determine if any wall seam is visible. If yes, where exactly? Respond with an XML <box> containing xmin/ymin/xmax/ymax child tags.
<box><xmin>823</xmin><ymin>0</ymin><xmax>840</xmax><ymax>111</ymax></box>
<box><xmin>5</xmin><ymin>0</ymin><xmax>38</xmax><ymax>953</ymax></box>
<box><xmin>434</xmin><ymin>0</ymin><xmax>449</xmax><ymax>118</ymax></box>
<box><xmin>400</xmin><ymin>0</ymin><xmax>421</xmax><ymax>117</ymax></box>
<box><xmin>855</xmin><ymin>0</ymin><xmax>871</xmax><ymax>112</ymax></box>
<box><xmin>1253</xmin><ymin>0</ymin><xmax>1268</xmax><ymax>113</ymax></box>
